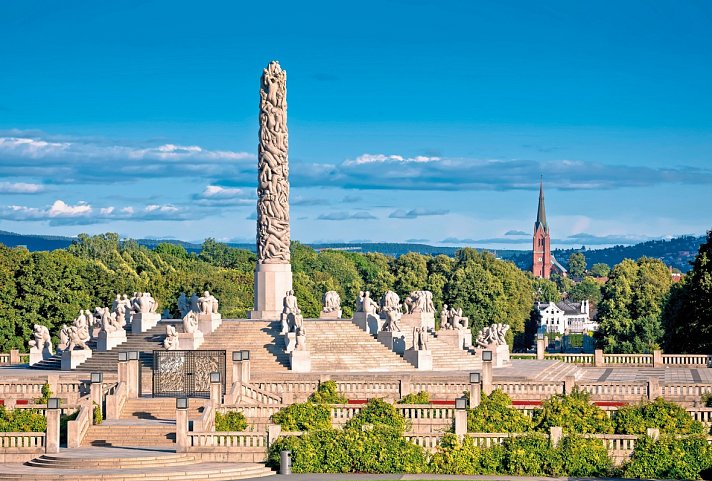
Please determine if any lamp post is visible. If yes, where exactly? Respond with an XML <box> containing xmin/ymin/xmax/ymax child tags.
<box><xmin>45</xmin><ymin>397</ymin><xmax>61</xmax><ymax>453</ymax></box>
<box><xmin>469</xmin><ymin>372</ymin><xmax>481</xmax><ymax>408</ymax></box>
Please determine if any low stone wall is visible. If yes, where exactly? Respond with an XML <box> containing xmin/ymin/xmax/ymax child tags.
<box><xmin>0</xmin><ymin>432</ymin><xmax>45</xmax><ymax>463</ymax></box>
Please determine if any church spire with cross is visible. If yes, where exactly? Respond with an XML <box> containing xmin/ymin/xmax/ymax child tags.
<box><xmin>532</xmin><ymin>177</ymin><xmax>552</xmax><ymax>279</ymax></box>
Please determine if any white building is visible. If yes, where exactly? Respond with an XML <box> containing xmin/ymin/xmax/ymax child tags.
<box><xmin>536</xmin><ymin>300</ymin><xmax>598</xmax><ymax>335</ymax></box>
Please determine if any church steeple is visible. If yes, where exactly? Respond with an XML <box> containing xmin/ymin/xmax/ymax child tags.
<box><xmin>535</xmin><ymin>177</ymin><xmax>548</xmax><ymax>233</ymax></box>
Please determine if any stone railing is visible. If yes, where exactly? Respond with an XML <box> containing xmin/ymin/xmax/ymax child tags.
<box><xmin>661</xmin><ymin>383</ymin><xmax>712</xmax><ymax>402</ymax></box>
<box><xmin>13</xmin><ymin>404</ymin><xmax>79</xmax><ymax>418</ymax></box>
<box><xmin>105</xmin><ymin>381</ymin><xmax>127</xmax><ymax>420</ymax></box>
<box><xmin>184</xmin><ymin>431</ymin><xmax>268</xmax><ymax>462</ymax></box>
<box><xmin>67</xmin><ymin>399</ymin><xmax>92</xmax><ymax>449</ymax></box>
<box><xmin>0</xmin><ymin>432</ymin><xmax>45</xmax><ymax>462</ymax></box>
<box><xmin>492</xmin><ymin>381</ymin><xmax>564</xmax><ymax>400</ymax></box>
<box><xmin>0</xmin><ymin>351</ymin><xmax>29</xmax><ymax>365</ymax></box>
<box><xmin>239</xmin><ymin>383</ymin><xmax>283</xmax><ymax>405</ymax></box>
<box><xmin>663</xmin><ymin>354</ymin><xmax>712</xmax><ymax>367</ymax></box>
<box><xmin>603</xmin><ymin>353</ymin><xmax>654</xmax><ymax>366</ymax></box>
<box><xmin>193</xmin><ymin>400</ymin><xmax>216</xmax><ymax>432</ymax></box>
<box><xmin>577</xmin><ymin>382</ymin><xmax>649</xmax><ymax>402</ymax></box>
<box><xmin>545</xmin><ymin>353</ymin><xmax>594</xmax><ymax>365</ymax></box>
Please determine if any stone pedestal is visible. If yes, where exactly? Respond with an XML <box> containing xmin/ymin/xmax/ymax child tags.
<box><xmin>474</xmin><ymin>343</ymin><xmax>510</xmax><ymax>368</ymax></box>
<box><xmin>45</xmin><ymin>408</ymin><xmax>60</xmax><ymax>454</ymax></box>
<box><xmin>249</xmin><ymin>263</ymin><xmax>293</xmax><ymax>320</ymax></box>
<box><xmin>177</xmin><ymin>331</ymin><xmax>204</xmax><ymax>350</ymax></box>
<box><xmin>29</xmin><ymin>346</ymin><xmax>53</xmax><ymax>366</ymax></box>
<box><xmin>377</xmin><ymin>330</ymin><xmax>408</xmax><ymax>354</ymax></box>
<box><xmin>198</xmin><ymin>313</ymin><xmax>222</xmax><ymax>334</ymax></box>
<box><xmin>437</xmin><ymin>329</ymin><xmax>472</xmax><ymax>349</ymax></box>
<box><xmin>403</xmin><ymin>349</ymin><xmax>433</xmax><ymax>370</ymax></box>
<box><xmin>283</xmin><ymin>332</ymin><xmax>297</xmax><ymax>353</ymax></box>
<box><xmin>97</xmin><ymin>329</ymin><xmax>127</xmax><ymax>352</ymax></box>
<box><xmin>290</xmin><ymin>350</ymin><xmax>311</xmax><ymax>373</ymax></box>
<box><xmin>131</xmin><ymin>312</ymin><xmax>161</xmax><ymax>334</ymax></box>
<box><xmin>319</xmin><ymin>309</ymin><xmax>342</xmax><ymax>319</ymax></box>
<box><xmin>401</xmin><ymin>312</ymin><xmax>435</xmax><ymax>331</ymax></box>
<box><xmin>61</xmin><ymin>349</ymin><xmax>92</xmax><ymax>371</ymax></box>
<box><xmin>353</xmin><ymin>312</ymin><xmax>383</xmax><ymax>335</ymax></box>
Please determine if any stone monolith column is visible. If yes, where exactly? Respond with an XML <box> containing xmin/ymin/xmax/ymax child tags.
<box><xmin>249</xmin><ymin>61</ymin><xmax>293</xmax><ymax>320</ymax></box>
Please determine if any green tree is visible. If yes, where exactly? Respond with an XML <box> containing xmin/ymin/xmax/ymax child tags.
<box><xmin>568</xmin><ymin>276</ymin><xmax>603</xmax><ymax>307</ymax></box>
<box><xmin>595</xmin><ymin>257</ymin><xmax>672</xmax><ymax>353</ymax></box>
<box><xmin>533</xmin><ymin>388</ymin><xmax>614</xmax><ymax>434</ymax></box>
<box><xmin>532</xmin><ymin>277</ymin><xmax>561</xmax><ymax>302</ymax></box>
<box><xmin>589</xmin><ymin>263</ymin><xmax>610</xmax><ymax>278</ymax></box>
<box><xmin>567</xmin><ymin>252</ymin><xmax>587</xmax><ymax>278</ymax></box>
<box><xmin>393</xmin><ymin>252</ymin><xmax>428</xmax><ymax>295</ymax></box>
<box><xmin>663</xmin><ymin>230</ymin><xmax>712</xmax><ymax>353</ymax></box>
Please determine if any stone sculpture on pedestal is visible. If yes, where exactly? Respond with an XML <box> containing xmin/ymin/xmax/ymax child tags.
<box><xmin>28</xmin><ymin>324</ymin><xmax>53</xmax><ymax>366</ymax></box>
<box><xmin>437</xmin><ymin>305</ymin><xmax>472</xmax><ymax>350</ymax></box>
<box><xmin>61</xmin><ymin>324</ymin><xmax>92</xmax><ymax>370</ymax></box>
<box><xmin>198</xmin><ymin>291</ymin><xmax>219</xmax><ymax>315</ymax></box>
<box><xmin>250</xmin><ymin>61</ymin><xmax>294</xmax><ymax>320</ymax></box>
<box><xmin>402</xmin><ymin>290</ymin><xmax>436</xmax><ymax>330</ymax></box>
<box><xmin>353</xmin><ymin>290</ymin><xmax>381</xmax><ymax>334</ymax></box>
<box><xmin>163</xmin><ymin>325</ymin><xmax>179</xmax><ymax>350</ymax></box>
<box><xmin>177</xmin><ymin>311</ymin><xmax>204</xmax><ymax>350</ymax></box>
<box><xmin>474</xmin><ymin>323</ymin><xmax>511</xmax><ymax>367</ymax></box>
<box><xmin>97</xmin><ymin>306</ymin><xmax>127</xmax><ymax>352</ymax></box>
<box><xmin>131</xmin><ymin>292</ymin><xmax>161</xmax><ymax>334</ymax></box>
<box><xmin>404</xmin><ymin>326</ymin><xmax>433</xmax><ymax>370</ymax></box>
<box><xmin>320</xmin><ymin>290</ymin><xmax>342</xmax><ymax>319</ymax></box>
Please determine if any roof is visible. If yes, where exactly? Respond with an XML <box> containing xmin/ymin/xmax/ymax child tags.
<box><xmin>534</xmin><ymin>178</ymin><xmax>548</xmax><ymax>233</ymax></box>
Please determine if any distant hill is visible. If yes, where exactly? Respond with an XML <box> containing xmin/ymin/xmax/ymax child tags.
<box><xmin>0</xmin><ymin>230</ymin><xmax>704</xmax><ymax>272</ymax></box>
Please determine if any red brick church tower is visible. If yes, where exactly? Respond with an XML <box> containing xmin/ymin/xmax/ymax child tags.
<box><xmin>532</xmin><ymin>179</ymin><xmax>552</xmax><ymax>279</ymax></box>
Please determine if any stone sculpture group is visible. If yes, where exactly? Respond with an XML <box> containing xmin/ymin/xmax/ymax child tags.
<box><xmin>440</xmin><ymin>304</ymin><xmax>469</xmax><ymax>330</ymax></box>
<box><xmin>177</xmin><ymin>291</ymin><xmax>220</xmax><ymax>318</ymax></box>
<box><xmin>404</xmin><ymin>290</ymin><xmax>435</xmax><ymax>314</ymax></box>
<box><xmin>321</xmin><ymin>291</ymin><xmax>341</xmax><ymax>313</ymax></box>
<box><xmin>475</xmin><ymin>323</ymin><xmax>510</xmax><ymax>348</ymax></box>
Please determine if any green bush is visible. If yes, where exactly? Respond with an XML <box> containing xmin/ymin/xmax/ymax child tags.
<box><xmin>35</xmin><ymin>383</ymin><xmax>52</xmax><ymax>404</ymax></box>
<box><xmin>533</xmin><ymin>388</ymin><xmax>614</xmax><ymax>434</ymax></box>
<box><xmin>344</xmin><ymin>398</ymin><xmax>407</xmax><ymax>434</ymax></box>
<box><xmin>467</xmin><ymin>389</ymin><xmax>532</xmax><ymax>433</ymax></box>
<box><xmin>624</xmin><ymin>434</ymin><xmax>712</xmax><ymax>480</ymax></box>
<box><xmin>0</xmin><ymin>406</ymin><xmax>47</xmax><ymax>432</ymax></box>
<box><xmin>271</xmin><ymin>402</ymin><xmax>331</xmax><ymax>431</ymax></box>
<box><xmin>308</xmin><ymin>380</ymin><xmax>347</xmax><ymax>404</ymax></box>
<box><xmin>267</xmin><ymin>426</ymin><xmax>428</xmax><ymax>474</ymax></box>
<box><xmin>215</xmin><ymin>410</ymin><xmax>248</xmax><ymax>431</ymax></box>
<box><xmin>701</xmin><ymin>392</ymin><xmax>712</xmax><ymax>408</ymax></box>
<box><xmin>615</xmin><ymin>397</ymin><xmax>705</xmax><ymax>435</ymax></box>
<box><xmin>559</xmin><ymin>435</ymin><xmax>612</xmax><ymax>477</ymax></box>
<box><xmin>501</xmin><ymin>433</ymin><xmax>563</xmax><ymax>476</ymax></box>
<box><xmin>93</xmin><ymin>403</ymin><xmax>102</xmax><ymax>425</ymax></box>
<box><xmin>398</xmin><ymin>391</ymin><xmax>430</xmax><ymax>405</ymax></box>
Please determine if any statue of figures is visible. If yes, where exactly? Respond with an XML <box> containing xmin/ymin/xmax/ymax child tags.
<box><xmin>198</xmin><ymin>290</ymin><xmax>219</xmax><ymax>315</ymax></box>
<box><xmin>257</xmin><ymin>61</ymin><xmax>291</xmax><ymax>264</ymax></box>
<box><xmin>182</xmin><ymin>311</ymin><xmax>199</xmax><ymax>334</ymax></box>
<box><xmin>475</xmin><ymin>323</ymin><xmax>510</xmax><ymax>348</ymax></box>
<box><xmin>404</xmin><ymin>291</ymin><xmax>435</xmax><ymax>314</ymax></box>
<box><xmin>177</xmin><ymin>292</ymin><xmax>190</xmax><ymax>317</ymax></box>
<box><xmin>363</xmin><ymin>291</ymin><xmax>377</xmax><ymax>315</ymax></box>
<box><xmin>28</xmin><ymin>324</ymin><xmax>53</xmax><ymax>354</ymax></box>
<box><xmin>382</xmin><ymin>309</ymin><xmax>402</xmax><ymax>332</ymax></box>
<box><xmin>67</xmin><ymin>326</ymin><xmax>90</xmax><ymax>351</ymax></box>
<box><xmin>322</xmin><ymin>291</ymin><xmax>341</xmax><ymax>313</ymax></box>
<box><xmin>73</xmin><ymin>310</ymin><xmax>91</xmax><ymax>343</ymax></box>
<box><xmin>356</xmin><ymin>290</ymin><xmax>365</xmax><ymax>312</ymax></box>
<box><xmin>412</xmin><ymin>327</ymin><xmax>429</xmax><ymax>351</ymax></box>
<box><xmin>58</xmin><ymin>324</ymin><xmax>70</xmax><ymax>352</ymax></box>
<box><xmin>283</xmin><ymin>290</ymin><xmax>298</xmax><ymax>315</ymax></box>
<box><xmin>111</xmin><ymin>294</ymin><xmax>122</xmax><ymax>312</ymax></box>
<box><xmin>133</xmin><ymin>292</ymin><xmax>158</xmax><ymax>314</ymax></box>
<box><xmin>98</xmin><ymin>306</ymin><xmax>123</xmax><ymax>333</ymax></box>
<box><xmin>295</xmin><ymin>326</ymin><xmax>307</xmax><ymax>351</ymax></box>
<box><xmin>380</xmin><ymin>290</ymin><xmax>401</xmax><ymax>313</ymax></box>
<box><xmin>440</xmin><ymin>304</ymin><xmax>449</xmax><ymax>328</ymax></box>
<box><xmin>163</xmin><ymin>325</ymin><xmax>179</xmax><ymax>350</ymax></box>
<box><xmin>440</xmin><ymin>305</ymin><xmax>469</xmax><ymax>330</ymax></box>
<box><xmin>189</xmin><ymin>293</ymin><xmax>200</xmax><ymax>313</ymax></box>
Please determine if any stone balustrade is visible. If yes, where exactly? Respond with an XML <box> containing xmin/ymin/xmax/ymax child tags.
<box><xmin>493</xmin><ymin>381</ymin><xmax>564</xmax><ymax>399</ymax></box>
<box><xmin>0</xmin><ymin>432</ymin><xmax>45</xmax><ymax>463</ymax></box>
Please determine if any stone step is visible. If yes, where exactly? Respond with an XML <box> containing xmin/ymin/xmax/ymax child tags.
<box><xmin>27</xmin><ymin>453</ymin><xmax>199</xmax><ymax>469</ymax></box>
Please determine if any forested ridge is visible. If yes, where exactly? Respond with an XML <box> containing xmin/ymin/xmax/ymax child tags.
<box><xmin>0</xmin><ymin>230</ymin><xmax>710</xmax><ymax>354</ymax></box>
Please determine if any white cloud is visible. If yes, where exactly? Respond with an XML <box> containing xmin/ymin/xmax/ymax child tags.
<box><xmin>48</xmin><ymin>200</ymin><xmax>92</xmax><ymax>217</ymax></box>
<box><xmin>389</xmin><ymin>208</ymin><xmax>449</xmax><ymax>219</ymax></box>
<box><xmin>199</xmin><ymin>185</ymin><xmax>247</xmax><ymax>199</ymax></box>
<box><xmin>344</xmin><ymin>153</ymin><xmax>441</xmax><ymax>166</ymax></box>
<box><xmin>145</xmin><ymin>204</ymin><xmax>178</xmax><ymax>213</ymax></box>
<box><xmin>0</xmin><ymin>182</ymin><xmax>45</xmax><ymax>194</ymax></box>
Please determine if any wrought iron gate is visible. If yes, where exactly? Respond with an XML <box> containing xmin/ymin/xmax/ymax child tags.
<box><xmin>152</xmin><ymin>350</ymin><xmax>226</xmax><ymax>398</ymax></box>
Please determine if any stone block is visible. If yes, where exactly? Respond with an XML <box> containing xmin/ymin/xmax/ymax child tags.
<box><xmin>249</xmin><ymin>263</ymin><xmax>293</xmax><ymax>320</ymax></box>
<box><xmin>97</xmin><ymin>329</ymin><xmax>127</xmax><ymax>352</ymax></box>
<box><xmin>131</xmin><ymin>312</ymin><xmax>161</xmax><ymax>334</ymax></box>
<box><xmin>401</xmin><ymin>311</ymin><xmax>435</xmax><ymax>330</ymax></box>
<box><xmin>403</xmin><ymin>349</ymin><xmax>433</xmax><ymax>370</ymax></box>
<box><xmin>290</xmin><ymin>350</ymin><xmax>311</xmax><ymax>373</ymax></box>
<box><xmin>283</xmin><ymin>332</ymin><xmax>297</xmax><ymax>353</ymax></box>
<box><xmin>474</xmin><ymin>343</ymin><xmax>510</xmax><ymax>368</ymax></box>
<box><xmin>29</xmin><ymin>345</ymin><xmax>53</xmax><ymax>366</ymax></box>
<box><xmin>319</xmin><ymin>309</ymin><xmax>342</xmax><ymax>319</ymax></box>
<box><xmin>61</xmin><ymin>349</ymin><xmax>92</xmax><ymax>371</ymax></box>
<box><xmin>177</xmin><ymin>330</ymin><xmax>204</xmax><ymax>350</ymax></box>
<box><xmin>437</xmin><ymin>329</ymin><xmax>471</xmax><ymax>349</ymax></box>
<box><xmin>377</xmin><ymin>330</ymin><xmax>408</xmax><ymax>354</ymax></box>
<box><xmin>353</xmin><ymin>312</ymin><xmax>383</xmax><ymax>335</ymax></box>
<box><xmin>198</xmin><ymin>313</ymin><xmax>222</xmax><ymax>334</ymax></box>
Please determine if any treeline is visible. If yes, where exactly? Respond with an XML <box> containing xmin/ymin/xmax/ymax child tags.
<box><xmin>1</xmin><ymin>230</ymin><xmax>710</xmax><ymax>354</ymax></box>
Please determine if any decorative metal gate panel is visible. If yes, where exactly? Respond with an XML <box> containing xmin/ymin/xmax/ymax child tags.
<box><xmin>152</xmin><ymin>350</ymin><xmax>226</xmax><ymax>398</ymax></box>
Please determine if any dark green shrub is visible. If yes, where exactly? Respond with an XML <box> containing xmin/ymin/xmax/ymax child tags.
<box><xmin>398</xmin><ymin>391</ymin><xmax>430</xmax><ymax>404</ymax></box>
<box><xmin>60</xmin><ymin>411</ymin><xmax>78</xmax><ymax>444</ymax></box>
<box><xmin>624</xmin><ymin>435</ymin><xmax>712</xmax><ymax>480</ymax></box>
<box><xmin>344</xmin><ymin>398</ymin><xmax>407</xmax><ymax>434</ymax></box>
<box><xmin>0</xmin><ymin>406</ymin><xmax>47</xmax><ymax>432</ymax></box>
<box><xmin>35</xmin><ymin>382</ymin><xmax>52</xmax><ymax>404</ymax></box>
<box><xmin>467</xmin><ymin>389</ymin><xmax>532</xmax><ymax>433</ymax></box>
<box><xmin>93</xmin><ymin>403</ymin><xmax>102</xmax><ymax>425</ymax></box>
<box><xmin>559</xmin><ymin>435</ymin><xmax>612</xmax><ymax>477</ymax></box>
<box><xmin>271</xmin><ymin>402</ymin><xmax>331</xmax><ymax>431</ymax></box>
<box><xmin>702</xmin><ymin>392</ymin><xmax>712</xmax><ymax>408</ymax></box>
<box><xmin>430</xmin><ymin>433</ymin><xmax>498</xmax><ymax>474</ymax></box>
<box><xmin>533</xmin><ymin>388</ymin><xmax>613</xmax><ymax>434</ymax></box>
<box><xmin>308</xmin><ymin>380</ymin><xmax>347</xmax><ymax>404</ymax></box>
<box><xmin>615</xmin><ymin>397</ymin><xmax>705</xmax><ymax>435</ymax></box>
<box><xmin>215</xmin><ymin>410</ymin><xmax>248</xmax><ymax>431</ymax></box>
<box><xmin>501</xmin><ymin>434</ymin><xmax>563</xmax><ymax>476</ymax></box>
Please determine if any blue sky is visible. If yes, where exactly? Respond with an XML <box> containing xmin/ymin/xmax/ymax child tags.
<box><xmin>0</xmin><ymin>0</ymin><xmax>711</xmax><ymax>248</ymax></box>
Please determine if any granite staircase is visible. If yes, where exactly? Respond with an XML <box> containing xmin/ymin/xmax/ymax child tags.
<box><xmin>428</xmin><ymin>330</ymin><xmax>482</xmax><ymax>371</ymax></box>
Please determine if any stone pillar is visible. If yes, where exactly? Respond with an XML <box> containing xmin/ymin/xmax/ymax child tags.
<box><xmin>90</xmin><ymin>382</ymin><xmax>103</xmax><ymax>424</ymax></box>
<box><xmin>549</xmin><ymin>426</ymin><xmax>563</xmax><ymax>447</ymax></box>
<box><xmin>454</xmin><ymin>409</ymin><xmax>467</xmax><ymax>437</ymax></box>
<box><xmin>249</xmin><ymin>61</ymin><xmax>293</xmax><ymax>320</ymax></box>
<box><xmin>399</xmin><ymin>376</ymin><xmax>412</xmax><ymax>399</ymax></box>
<box><xmin>653</xmin><ymin>350</ymin><xmax>663</xmax><ymax>368</ymax></box>
<box><xmin>210</xmin><ymin>379</ymin><xmax>223</xmax><ymax>407</ymax></box>
<box><xmin>564</xmin><ymin>375</ymin><xmax>576</xmax><ymax>394</ymax></box>
<box><xmin>268</xmin><ymin>424</ymin><xmax>282</xmax><ymax>446</ymax></box>
<box><xmin>536</xmin><ymin>338</ymin><xmax>546</xmax><ymax>360</ymax></box>
<box><xmin>10</xmin><ymin>349</ymin><xmax>20</xmax><ymax>364</ymax></box>
<box><xmin>118</xmin><ymin>358</ymin><xmax>129</xmax><ymax>385</ymax></box>
<box><xmin>127</xmin><ymin>357</ymin><xmax>140</xmax><ymax>398</ymax></box>
<box><xmin>176</xmin><ymin>405</ymin><xmax>189</xmax><ymax>453</ymax></box>
<box><xmin>647</xmin><ymin>377</ymin><xmax>661</xmax><ymax>400</ymax></box>
<box><xmin>45</xmin><ymin>408</ymin><xmax>60</xmax><ymax>454</ymax></box>
<box><xmin>594</xmin><ymin>349</ymin><xmax>604</xmax><ymax>367</ymax></box>
<box><xmin>241</xmin><ymin>359</ymin><xmax>251</xmax><ymax>383</ymax></box>
<box><xmin>646</xmin><ymin>427</ymin><xmax>660</xmax><ymax>441</ymax></box>
<box><xmin>469</xmin><ymin>382</ymin><xmax>481</xmax><ymax>409</ymax></box>
<box><xmin>482</xmin><ymin>359</ymin><xmax>493</xmax><ymax>395</ymax></box>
